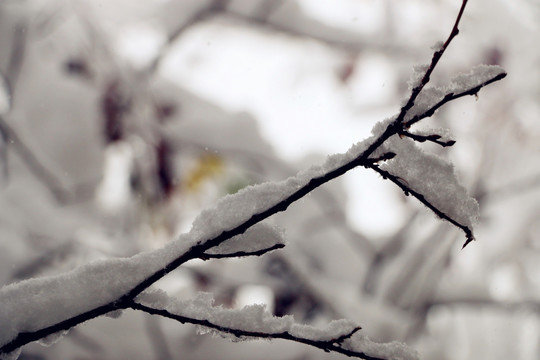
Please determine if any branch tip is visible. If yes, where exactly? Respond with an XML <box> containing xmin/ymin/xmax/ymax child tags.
<box><xmin>400</xmin><ymin>131</ymin><xmax>456</xmax><ymax>147</ymax></box>
<box><xmin>462</xmin><ymin>234</ymin><xmax>475</xmax><ymax>249</ymax></box>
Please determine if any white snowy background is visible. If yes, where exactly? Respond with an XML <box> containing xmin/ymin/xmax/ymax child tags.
<box><xmin>0</xmin><ymin>0</ymin><xmax>539</xmax><ymax>359</ymax></box>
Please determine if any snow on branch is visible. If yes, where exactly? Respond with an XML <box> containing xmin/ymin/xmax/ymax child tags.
<box><xmin>367</xmin><ymin>131</ymin><xmax>481</xmax><ymax>247</ymax></box>
<box><xmin>132</xmin><ymin>291</ymin><xmax>419</xmax><ymax>360</ymax></box>
<box><xmin>0</xmin><ymin>0</ymin><xmax>507</xmax><ymax>358</ymax></box>
<box><xmin>402</xmin><ymin>65</ymin><xmax>507</xmax><ymax>127</ymax></box>
<box><xmin>201</xmin><ymin>223</ymin><xmax>285</xmax><ymax>259</ymax></box>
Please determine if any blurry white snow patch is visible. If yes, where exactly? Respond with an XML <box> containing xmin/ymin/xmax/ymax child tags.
<box><xmin>489</xmin><ymin>263</ymin><xmax>522</xmax><ymax>301</ymax></box>
<box><xmin>347</xmin><ymin>333</ymin><xmax>419</xmax><ymax>360</ymax></box>
<box><xmin>349</xmin><ymin>53</ymin><xmax>397</xmax><ymax>106</ymax></box>
<box><xmin>206</xmin><ymin>223</ymin><xmax>285</xmax><ymax>257</ymax></box>
<box><xmin>296</xmin><ymin>0</ymin><xmax>385</xmax><ymax>35</ymax></box>
<box><xmin>344</xmin><ymin>171</ymin><xmax>407</xmax><ymax>238</ymax></box>
<box><xmin>235</xmin><ymin>285</ymin><xmax>274</xmax><ymax>313</ymax></box>
<box><xmin>137</xmin><ymin>290</ymin><xmax>418</xmax><ymax>359</ymax></box>
<box><xmin>0</xmin><ymin>73</ymin><xmax>9</xmax><ymax>115</ymax></box>
<box><xmin>114</xmin><ymin>22</ymin><xmax>166</xmax><ymax>69</ymax></box>
<box><xmin>379</xmin><ymin>136</ymin><xmax>480</xmax><ymax>229</ymax></box>
<box><xmin>96</xmin><ymin>142</ymin><xmax>133</xmax><ymax>212</ymax></box>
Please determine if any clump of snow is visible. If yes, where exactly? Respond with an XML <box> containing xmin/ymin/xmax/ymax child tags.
<box><xmin>138</xmin><ymin>291</ymin><xmax>295</xmax><ymax>339</ymax></box>
<box><xmin>404</xmin><ymin>64</ymin><xmax>505</xmax><ymax>123</ymax></box>
<box><xmin>346</xmin><ymin>333</ymin><xmax>420</xmax><ymax>360</ymax></box>
<box><xmin>136</xmin><ymin>290</ymin><xmax>419</xmax><ymax>360</ymax></box>
<box><xmin>409</xmin><ymin>127</ymin><xmax>454</xmax><ymax>142</ymax></box>
<box><xmin>371</xmin><ymin>116</ymin><xmax>395</xmax><ymax>137</ymax></box>
<box><xmin>430</xmin><ymin>40</ymin><xmax>444</xmax><ymax>52</ymax></box>
<box><xmin>448</xmin><ymin>65</ymin><xmax>505</xmax><ymax>93</ymax></box>
<box><xmin>105</xmin><ymin>310</ymin><xmax>124</xmax><ymax>319</ymax></box>
<box><xmin>190</xmin><ymin>179</ymin><xmax>304</xmax><ymax>241</ymax></box>
<box><xmin>378</xmin><ymin>135</ymin><xmax>479</xmax><ymax>228</ymax></box>
<box><xmin>404</xmin><ymin>86</ymin><xmax>446</xmax><ymax>122</ymax></box>
<box><xmin>36</xmin><ymin>330</ymin><xmax>70</xmax><ymax>347</ymax></box>
<box><xmin>205</xmin><ymin>223</ymin><xmax>285</xmax><ymax>256</ymax></box>
<box><xmin>407</xmin><ymin>64</ymin><xmax>429</xmax><ymax>90</ymax></box>
<box><xmin>290</xmin><ymin>319</ymin><xmax>357</xmax><ymax>341</ymax></box>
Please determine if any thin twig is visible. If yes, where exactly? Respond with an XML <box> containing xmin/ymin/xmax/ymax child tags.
<box><xmin>129</xmin><ymin>302</ymin><xmax>381</xmax><ymax>360</ymax></box>
<box><xmin>0</xmin><ymin>116</ymin><xmax>70</xmax><ymax>202</ymax></box>
<box><xmin>398</xmin><ymin>0</ymin><xmax>468</xmax><ymax>122</ymax></box>
<box><xmin>201</xmin><ymin>243</ymin><xmax>285</xmax><ymax>259</ymax></box>
<box><xmin>399</xmin><ymin>131</ymin><xmax>456</xmax><ymax>147</ymax></box>
<box><xmin>148</xmin><ymin>0</ymin><xmax>230</xmax><ymax>73</ymax></box>
<box><xmin>367</xmin><ymin>164</ymin><xmax>474</xmax><ymax>247</ymax></box>
<box><xmin>402</xmin><ymin>71</ymin><xmax>507</xmax><ymax>128</ymax></box>
<box><xmin>359</xmin><ymin>0</ymin><xmax>470</xmax><ymax>160</ymax></box>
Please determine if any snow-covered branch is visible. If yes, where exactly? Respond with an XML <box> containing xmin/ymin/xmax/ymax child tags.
<box><xmin>131</xmin><ymin>291</ymin><xmax>418</xmax><ymax>360</ymax></box>
<box><xmin>367</xmin><ymin>163</ymin><xmax>474</xmax><ymax>248</ymax></box>
<box><xmin>0</xmin><ymin>1</ymin><xmax>507</xmax><ymax>358</ymax></box>
<box><xmin>200</xmin><ymin>243</ymin><xmax>285</xmax><ymax>259</ymax></box>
